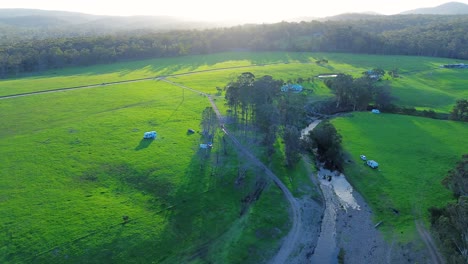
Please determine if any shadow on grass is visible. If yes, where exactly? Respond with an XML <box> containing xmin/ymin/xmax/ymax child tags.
<box><xmin>135</xmin><ymin>139</ymin><xmax>153</xmax><ymax>150</ymax></box>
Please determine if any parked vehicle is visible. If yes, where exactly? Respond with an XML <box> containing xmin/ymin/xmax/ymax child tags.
<box><xmin>367</xmin><ymin>160</ymin><xmax>379</xmax><ymax>169</ymax></box>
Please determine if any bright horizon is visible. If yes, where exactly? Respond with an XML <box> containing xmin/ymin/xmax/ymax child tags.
<box><xmin>1</xmin><ymin>0</ymin><xmax>468</xmax><ymax>23</ymax></box>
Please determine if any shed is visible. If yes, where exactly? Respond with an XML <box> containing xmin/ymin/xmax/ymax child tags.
<box><xmin>367</xmin><ymin>160</ymin><xmax>379</xmax><ymax>169</ymax></box>
<box><xmin>318</xmin><ymin>74</ymin><xmax>338</xmax><ymax>79</ymax></box>
<box><xmin>143</xmin><ymin>131</ymin><xmax>157</xmax><ymax>139</ymax></box>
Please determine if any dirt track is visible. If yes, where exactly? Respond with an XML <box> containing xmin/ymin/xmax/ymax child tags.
<box><xmin>223</xmin><ymin>128</ymin><xmax>303</xmax><ymax>264</ymax></box>
<box><xmin>416</xmin><ymin>220</ymin><xmax>445</xmax><ymax>264</ymax></box>
<box><xmin>162</xmin><ymin>78</ymin><xmax>311</xmax><ymax>263</ymax></box>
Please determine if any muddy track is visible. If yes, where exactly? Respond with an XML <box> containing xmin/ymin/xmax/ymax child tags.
<box><xmin>221</xmin><ymin>128</ymin><xmax>302</xmax><ymax>264</ymax></box>
<box><xmin>416</xmin><ymin>220</ymin><xmax>445</xmax><ymax>264</ymax></box>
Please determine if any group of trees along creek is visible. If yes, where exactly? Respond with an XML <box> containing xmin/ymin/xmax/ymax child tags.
<box><xmin>324</xmin><ymin>70</ymin><xmax>392</xmax><ymax>112</ymax></box>
<box><xmin>225</xmin><ymin>72</ymin><xmax>346</xmax><ymax>170</ymax></box>
<box><xmin>2</xmin><ymin>15</ymin><xmax>468</xmax><ymax>77</ymax></box>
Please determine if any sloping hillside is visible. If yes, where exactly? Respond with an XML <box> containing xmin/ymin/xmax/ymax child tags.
<box><xmin>401</xmin><ymin>1</ymin><xmax>468</xmax><ymax>15</ymax></box>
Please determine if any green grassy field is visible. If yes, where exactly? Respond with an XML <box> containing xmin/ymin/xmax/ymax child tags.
<box><xmin>332</xmin><ymin>112</ymin><xmax>468</xmax><ymax>241</ymax></box>
<box><xmin>390</xmin><ymin>68</ymin><xmax>468</xmax><ymax>112</ymax></box>
<box><xmin>1</xmin><ymin>51</ymin><xmax>467</xmax><ymax>261</ymax></box>
<box><xmin>0</xmin><ymin>52</ymin><xmax>318</xmax><ymax>96</ymax></box>
<box><xmin>0</xmin><ymin>80</ymin><xmax>291</xmax><ymax>263</ymax></box>
<box><xmin>3</xmin><ymin>52</ymin><xmax>466</xmax><ymax>114</ymax></box>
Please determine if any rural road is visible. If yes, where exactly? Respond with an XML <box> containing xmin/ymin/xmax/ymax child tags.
<box><xmin>221</xmin><ymin>128</ymin><xmax>302</xmax><ymax>264</ymax></box>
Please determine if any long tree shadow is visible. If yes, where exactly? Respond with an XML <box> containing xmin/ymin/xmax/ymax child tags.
<box><xmin>135</xmin><ymin>138</ymin><xmax>153</xmax><ymax>150</ymax></box>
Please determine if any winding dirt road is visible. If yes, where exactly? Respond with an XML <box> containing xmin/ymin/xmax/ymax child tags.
<box><xmin>221</xmin><ymin>128</ymin><xmax>302</xmax><ymax>264</ymax></box>
<box><xmin>163</xmin><ymin>78</ymin><xmax>303</xmax><ymax>263</ymax></box>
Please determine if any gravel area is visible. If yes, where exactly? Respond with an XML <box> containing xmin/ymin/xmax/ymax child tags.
<box><xmin>335</xmin><ymin>180</ymin><xmax>434</xmax><ymax>264</ymax></box>
<box><xmin>280</xmin><ymin>167</ymin><xmax>436</xmax><ymax>264</ymax></box>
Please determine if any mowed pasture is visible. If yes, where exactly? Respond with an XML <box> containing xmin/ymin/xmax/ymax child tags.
<box><xmin>332</xmin><ymin>112</ymin><xmax>468</xmax><ymax>241</ymax></box>
<box><xmin>0</xmin><ymin>81</ymin><xmax>290</xmax><ymax>263</ymax></box>
<box><xmin>2</xmin><ymin>51</ymin><xmax>467</xmax><ymax>114</ymax></box>
<box><xmin>391</xmin><ymin>68</ymin><xmax>468</xmax><ymax>112</ymax></box>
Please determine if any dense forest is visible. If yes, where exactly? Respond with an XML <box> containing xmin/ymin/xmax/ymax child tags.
<box><xmin>1</xmin><ymin>14</ymin><xmax>468</xmax><ymax>78</ymax></box>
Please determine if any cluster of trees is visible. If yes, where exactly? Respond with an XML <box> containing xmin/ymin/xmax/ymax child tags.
<box><xmin>302</xmin><ymin>121</ymin><xmax>344</xmax><ymax>171</ymax></box>
<box><xmin>224</xmin><ymin>73</ymin><xmax>306</xmax><ymax>166</ymax></box>
<box><xmin>323</xmin><ymin>71</ymin><xmax>394</xmax><ymax>112</ymax></box>
<box><xmin>450</xmin><ymin>99</ymin><xmax>468</xmax><ymax>122</ymax></box>
<box><xmin>430</xmin><ymin>155</ymin><xmax>468</xmax><ymax>264</ymax></box>
<box><xmin>2</xmin><ymin>14</ymin><xmax>468</xmax><ymax>78</ymax></box>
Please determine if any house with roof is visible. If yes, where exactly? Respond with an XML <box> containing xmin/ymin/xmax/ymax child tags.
<box><xmin>365</xmin><ymin>70</ymin><xmax>381</xmax><ymax>80</ymax></box>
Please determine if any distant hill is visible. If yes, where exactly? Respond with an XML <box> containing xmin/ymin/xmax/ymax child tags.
<box><xmin>0</xmin><ymin>9</ymin><xmax>100</xmax><ymax>26</ymax></box>
<box><xmin>321</xmin><ymin>12</ymin><xmax>383</xmax><ymax>21</ymax></box>
<box><xmin>0</xmin><ymin>8</ymin><xmax>232</xmax><ymax>32</ymax></box>
<box><xmin>401</xmin><ymin>2</ymin><xmax>468</xmax><ymax>15</ymax></box>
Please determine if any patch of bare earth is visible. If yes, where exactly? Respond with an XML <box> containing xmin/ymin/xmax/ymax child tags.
<box><xmin>335</xmin><ymin>189</ymin><xmax>436</xmax><ymax>264</ymax></box>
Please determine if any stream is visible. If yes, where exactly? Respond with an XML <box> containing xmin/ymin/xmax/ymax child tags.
<box><xmin>301</xmin><ymin>121</ymin><xmax>361</xmax><ymax>264</ymax></box>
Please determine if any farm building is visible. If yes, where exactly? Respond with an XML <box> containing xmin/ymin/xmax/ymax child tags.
<box><xmin>317</xmin><ymin>74</ymin><xmax>338</xmax><ymax>79</ymax></box>
<box><xmin>143</xmin><ymin>131</ymin><xmax>157</xmax><ymax>139</ymax></box>
<box><xmin>365</xmin><ymin>70</ymin><xmax>382</xmax><ymax>80</ymax></box>
<box><xmin>281</xmin><ymin>84</ymin><xmax>303</xmax><ymax>92</ymax></box>
<box><xmin>441</xmin><ymin>63</ymin><xmax>468</xmax><ymax>69</ymax></box>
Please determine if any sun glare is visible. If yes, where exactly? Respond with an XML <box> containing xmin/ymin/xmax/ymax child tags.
<box><xmin>1</xmin><ymin>0</ymin><xmax>468</xmax><ymax>22</ymax></box>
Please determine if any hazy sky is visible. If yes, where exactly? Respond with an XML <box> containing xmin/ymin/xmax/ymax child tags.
<box><xmin>1</xmin><ymin>0</ymin><xmax>467</xmax><ymax>22</ymax></box>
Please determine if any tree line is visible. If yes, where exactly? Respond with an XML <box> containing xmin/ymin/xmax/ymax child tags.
<box><xmin>2</xmin><ymin>14</ymin><xmax>468</xmax><ymax>78</ymax></box>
